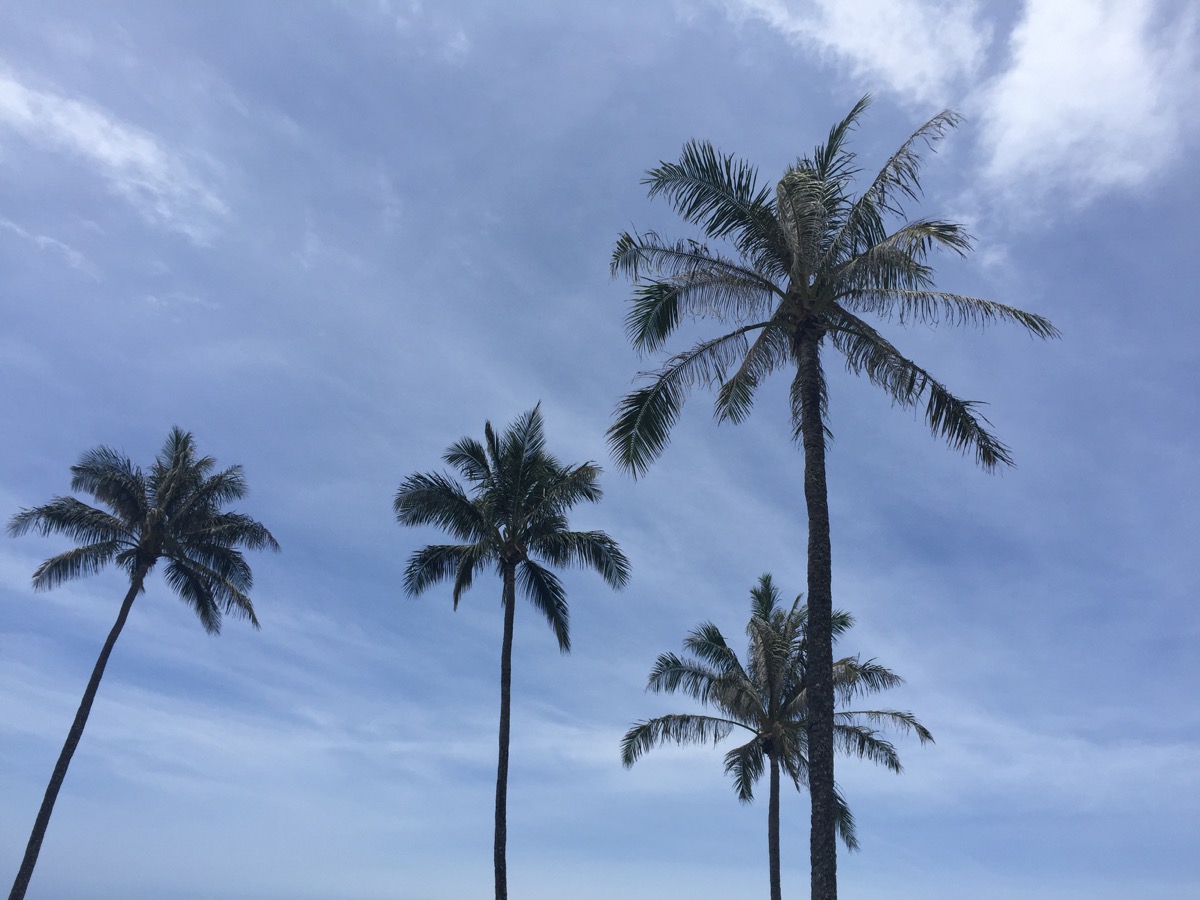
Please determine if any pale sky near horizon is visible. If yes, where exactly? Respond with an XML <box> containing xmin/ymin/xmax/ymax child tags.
<box><xmin>1</xmin><ymin>2</ymin><xmax>1198</xmax><ymax>898</ymax></box>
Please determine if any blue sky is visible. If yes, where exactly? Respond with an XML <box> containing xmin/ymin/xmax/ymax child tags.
<box><xmin>1</xmin><ymin>1</ymin><xmax>1197</xmax><ymax>897</ymax></box>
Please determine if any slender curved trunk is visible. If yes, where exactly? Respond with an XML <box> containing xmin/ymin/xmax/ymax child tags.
<box><xmin>494</xmin><ymin>566</ymin><xmax>517</xmax><ymax>900</ymax></box>
<box><xmin>768</xmin><ymin>749</ymin><xmax>782</xmax><ymax>900</ymax></box>
<box><xmin>797</xmin><ymin>328</ymin><xmax>837</xmax><ymax>900</ymax></box>
<box><xmin>9</xmin><ymin>570</ymin><xmax>147</xmax><ymax>900</ymax></box>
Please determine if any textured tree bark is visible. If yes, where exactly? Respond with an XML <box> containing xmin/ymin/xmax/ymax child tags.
<box><xmin>797</xmin><ymin>327</ymin><xmax>837</xmax><ymax>900</ymax></box>
<box><xmin>768</xmin><ymin>750</ymin><xmax>783</xmax><ymax>900</ymax></box>
<box><xmin>494</xmin><ymin>567</ymin><xmax>517</xmax><ymax>900</ymax></box>
<box><xmin>9</xmin><ymin>571</ymin><xmax>146</xmax><ymax>900</ymax></box>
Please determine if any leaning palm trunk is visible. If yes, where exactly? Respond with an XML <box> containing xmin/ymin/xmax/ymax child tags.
<box><xmin>797</xmin><ymin>328</ymin><xmax>838</xmax><ymax>899</ymax></box>
<box><xmin>9</xmin><ymin>571</ymin><xmax>146</xmax><ymax>900</ymax></box>
<box><xmin>495</xmin><ymin>567</ymin><xmax>517</xmax><ymax>900</ymax></box>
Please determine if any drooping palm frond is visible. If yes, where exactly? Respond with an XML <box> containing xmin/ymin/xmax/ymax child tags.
<box><xmin>621</xmin><ymin>713</ymin><xmax>746</xmax><ymax>767</ymax></box>
<box><xmin>827</xmin><ymin>306</ymin><xmax>1015</xmax><ymax>469</ymax></box>
<box><xmin>533</xmin><ymin>529</ymin><xmax>630</xmax><ymax>589</ymax></box>
<box><xmin>27</xmin><ymin>542</ymin><xmax>126</xmax><ymax>590</ymax></box>
<box><xmin>724</xmin><ymin>734</ymin><xmax>767</xmax><ymax>803</ymax></box>
<box><xmin>516</xmin><ymin>559</ymin><xmax>569</xmax><ymax>652</ymax></box>
<box><xmin>609</xmin><ymin>322</ymin><xmax>771</xmax><ymax>476</ymax></box>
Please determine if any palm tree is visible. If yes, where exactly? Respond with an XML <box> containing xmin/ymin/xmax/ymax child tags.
<box><xmin>394</xmin><ymin>405</ymin><xmax>630</xmax><ymax>900</ymax></box>
<box><xmin>6</xmin><ymin>427</ymin><xmax>279</xmax><ymax>900</ymax></box>
<box><xmin>622</xmin><ymin>574</ymin><xmax>931</xmax><ymax>900</ymax></box>
<box><xmin>608</xmin><ymin>96</ymin><xmax>1057</xmax><ymax>899</ymax></box>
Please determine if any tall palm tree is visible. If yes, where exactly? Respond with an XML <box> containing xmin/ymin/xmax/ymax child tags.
<box><xmin>6</xmin><ymin>427</ymin><xmax>279</xmax><ymax>900</ymax></box>
<box><xmin>622</xmin><ymin>574</ymin><xmax>931</xmax><ymax>900</ymax></box>
<box><xmin>394</xmin><ymin>405</ymin><xmax>630</xmax><ymax>900</ymax></box>
<box><xmin>608</xmin><ymin>96</ymin><xmax>1057</xmax><ymax>899</ymax></box>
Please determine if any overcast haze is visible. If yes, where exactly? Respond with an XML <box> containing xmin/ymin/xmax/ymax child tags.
<box><xmin>2</xmin><ymin>2</ymin><xmax>1198</xmax><ymax>898</ymax></box>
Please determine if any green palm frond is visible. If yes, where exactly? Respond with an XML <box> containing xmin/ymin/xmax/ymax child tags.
<box><xmin>837</xmin><ymin>708</ymin><xmax>934</xmax><ymax>746</ymax></box>
<box><xmin>828</xmin><ymin>307</ymin><xmax>1014</xmax><ymax>469</ymax></box>
<box><xmin>534</xmin><ymin>530</ymin><xmax>631</xmax><ymax>589</ymax></box>
<box><xmin>646</xmin><ymin>652</ymin><xmax>724</xmax><ymax>704</ymax></box>
<box><xmin>833</xmin><ymin>723</ymin><xmax>902</xmax><ymax>772</ymax></box>
<box><xmin>609</xmin><ymin>322</ymin><xmax>770</xmax><ymax>476</ymax></box>
<box><xmin>714</xmin><ymin>323</ymin><xmax>792</xmax><ymax>424</ymax></box>
<box><xmin>833</xmin><ymin>658</ymin><xmax>905</xmax><ymax>702</ymax></box>
<box><xmin>833</xmin><ymin>784</ymin><xmax>860</xmax><ymax>852</ymax></box>
<box><xmin>844</xmin><ymin>284</ymin><xmax>1061</xmax><ymax>337</ymax></box>
<box><xmin>68</xmin><ymin>446</ymin><xmax>147</xmax><ymax>523</ymax></box>
<box><xmin>621</xmin><ymin>713</ymin><xmax>745</xmax><ymax>767</ymax></box>
<box><xmin>517</xmin><ymin>559</ymin><xmax>569</xmax><ymax>652</ymax></box>
<box><xmin>724</xmin><ymin>736</ymin><xmax>766</xmax><ymax>803</ymax></box>
<box><xmin>811</xmin><ymin>94</ymin><xmax>870</xmax><ymax>183</ymax></box>
<box><xmin>444</xmin><ymin>436</ymin><xmax>492</xmax><ymax>483</ymax></box>
<box><xmin>641</xmin><ymin>140</ymin><xmax>787</xmax><ymax>270</ymax></box>
<box><xmin>29</xmin><ymin>542</ymin><xmax>126</xmax><ymax>590</ymax></box>
<box><xmin>404</xmin><ymin>543</ymin><xmax>475</xmax><ymax>598</ymax></box>
<box><xmin>394</xmin><ymin>471</ymin><xmax>491</xmax><ymax>541</ymax></box>
<box><xmin>8</xmin><ymin>497</ymin><xmax>131</xmax><ymax>546</ymax></box>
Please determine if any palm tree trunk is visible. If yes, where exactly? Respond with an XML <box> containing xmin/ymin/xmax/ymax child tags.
<box><xmin>9</xmin><ymin>571</ymin><xmax>146</xmax><ymax>900</ymax></box>
<box><xmin>768</xmin><ymin>750</ymin><xmax>783</xmax><ymax>900</ymax></box>
<box><xmin>494</xmin><ymin>566</ymin><xmax>517</xmax><ymax>900</ymax></box>
<box><xmin>796</xmin><ymin>327</ymin><xmax>838</xmax><ymax>900</ymax></box>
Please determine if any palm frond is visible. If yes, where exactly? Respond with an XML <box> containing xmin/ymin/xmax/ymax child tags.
<box><xmin>403</xmin><ymin>543</ymin><xmax>474</xmax><ymax>598</ymax></box>
<box><xmin>646</xmin><ymin>652</ymin><xmax>724</xmax><ymax>703</ymax></box>
<box><xmin>714</xmin><ymin>322</ymin><xmax>792</xmax><ymax>424</ymax></box>
<box><xmin>723</xmin><ymin>736</ymin><xmax>766</xmax><ymax>802</ymax></box>
<box><xmin>8</xmin><ymin>497</ymin><xmax>131</xmax><ymax>546</ymax></box>
<box><xmin>68</xmin><ymin>446</ymin><xmax>147</xmax><ymax>523</ymax></box>
<box><xmin>641</xmin><ymin>140</ymin><xmax>788</xmax><ymax>268</ymax></box>
<box><xmin>517</xmin><ymin>559</ymin><xmax>569</xmax><ymax>652</ymax></box>
<box><xmin>828</xmin><ymin>307</ymin><xmax>1015</xmax><ymax>469</ymax></box>
<box><xmin>621</xmin><ymin>713</ymin><xmax>744</xmax><ymax>767</ymax></box>
<box><xmin>394</xmin><ymin>471</ymin><xmax>491</xmax><ymax>541</ymax></box>
<box><xmin>533</xmin><ymin>529</ymin><xmax>630</xmax><ymax>590</ymax></box>
<box><xmin>843</xmin><ymin>284</ymin><xmax>1060</xmax><ymax>337</ymax></box>
<box><xmin>443</xmin><ymin>436</ymin><xmax>492</xmax><ymax>484</ymax></box>
<box><xmin>837</xmin><ymin>708</ymin><xmax>934</xmax><ymax>745</ymax></box>
<box><xmin>609</xmin><ymin>322</ymin><xmax>769</xmax><ymax>475</ymax></box>
<box><xmin>833</xmin><ymin>723</ymin><xmax>902</xmax><ymax>772</ymax></box>
<box><xmin>29</xmin><ymin>542</ymin><xmax>124</xmax><ymax>590</ymax></box>
<box><xmin>833</xmin><ymin>783</ymin><xmax>860</xmax><ymax>851</ymax></box>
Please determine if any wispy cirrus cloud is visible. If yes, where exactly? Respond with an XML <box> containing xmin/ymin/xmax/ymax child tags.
<box><xmin>0</xmin><ymin>215</ymin><xmax>97</xmax><ymax>276</ymax></box>
<box><xmin>0</xmin><ymin>72</ymin><xmax>227</xmax><ymax>242</ymax></box>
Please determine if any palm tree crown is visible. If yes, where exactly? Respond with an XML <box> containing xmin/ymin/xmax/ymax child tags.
<box><xmin>609</xmin><ymin>95</ymin><xmax>1058</xmax><ymax>474</ymax></box>
<box><xmin>622</xmin><ymin>574</ymin><xmax>931</xmax><ymax>898</ymax></box>
<box><xmin>6</xmin><ymin>427</ymin><xmax>278</xmax><ymax>900</ymax></box>
<box><xmin>395</xmin><ymin>404</ymin><xmax>630</xmax><ymax>648</ymax></box>
<box><xmin>394</xmin><ymin>404</ymin><xmax>629</xmax><ymax>900</ymax></box>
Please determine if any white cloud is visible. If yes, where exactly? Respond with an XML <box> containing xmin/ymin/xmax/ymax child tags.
<box><xmin>0</xmin><ymin>216</ymin><xmax>96</xmax><ymax>276</ymax></box>
<box><xmin>979</xmin><ymin>0</ymin><xmax>1198</xmax><ymax>198</ymax></box>
<box><xmin>723</xmin><ymin>0</ymin><xmax>991</xmax><ymax>105</ymax></box>
<box><xmin>0</xmin><ymin>72</ymin><xmax>227</xmax><ymax>242</ymax></box>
